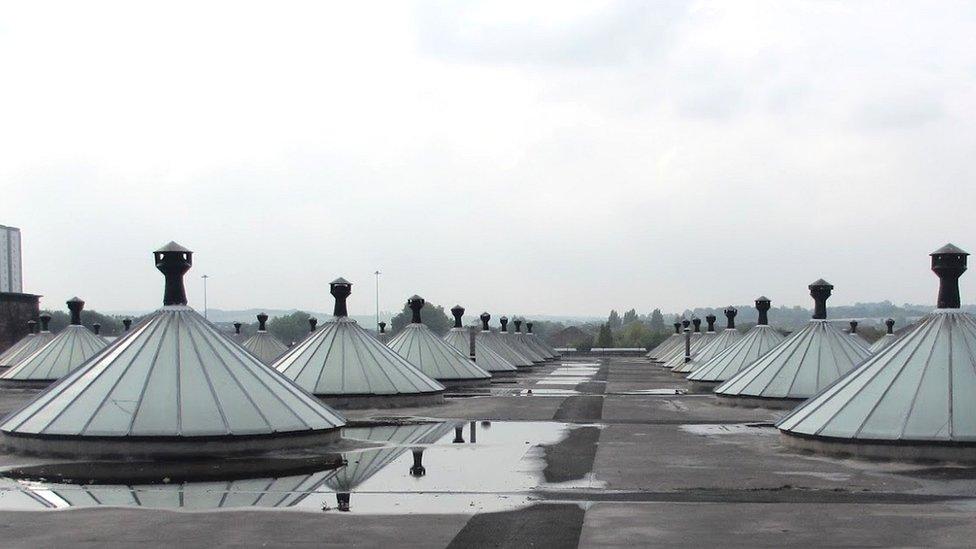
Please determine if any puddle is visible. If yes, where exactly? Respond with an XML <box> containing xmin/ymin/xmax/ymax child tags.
<box><xmin>551</xmin><ymin>368</ymin><xmax>599</xmax><ymax>376</ymax></box>
<box><xmin>608</xmin><ymin>389</ymin><xmax>687</xmax><ymax>395</ymax></box>
<box><xmin>516</xmin><ymin>389</ymin><xmax>581</xmax><ymax>397</ymax></box>
<box><xmin>537</xmin><ymin>378</ymin><xmax>590</xmax><ymax>385</ymax></box>
<box><xmin>0</xmin><ymin>421</ymin><xmax>571</xmax><ymax>515</ymax></box>
<box><xmin>680</xmin><ymin>423</ymin><xmax>777</xmax><ymax>436</ymax></box>
<box><xmin>774</xmin><ymin>471</ymin><xmax>852</xmax><ymax>482</ymax></box>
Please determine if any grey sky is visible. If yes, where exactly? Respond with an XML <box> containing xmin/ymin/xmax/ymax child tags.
<box><xmin>2</xmin><ymin>1</ymin><xmax>974</xmax><ymax>317</ymax></box>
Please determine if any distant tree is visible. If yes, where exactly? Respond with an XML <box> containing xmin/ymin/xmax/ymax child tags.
<box><xmin>617</xmin><ymin>321</ymin><xmax>651</xmax><ymax>348</ymax></box>
<box><xmin>390</xmin><ymin>301</ymin><xmax>453</xmax><ymax>336</ymax></box>
<box><xmin>268</xmin><ymin>311</ymin><xmax>314</xmax><ymax>345</ymax></box>
<box><xmin>41</xmin><ymin>310</ymin><xmax>70</xmax><ymax>333</ymax></box>
<box><xmin>596</xmin><ymin>323</ymin><xmax>614</xmax><ymax>348</ymax></box>
<box><xmin>607</xmin><ymin>310</ymin><xmax>622</xmax><ymax>330</ymax></box>
<box><xmin>529</xmin><ymin>320</ymin><xmax>563</xmax><ymax>342</ymax></box>
<box><xmin>649</xmin><ymin>309</ymin><xmax>665</xmax><ymax>333</ymax></box>
<box><xmin>575</xmin><ymin>334</ymin><xmax>594</xmax><ymax>351</ymax></box>
<box><xmin>857</xmin><ymin>325</ymin><xmax>884</xmax><ymax>343</ymax></box>
<box><xmin>40</xmin><ymin>309</ymin><xmax>126</xmax><ymax>335</ymax></box>
<box><xmin>622</xmin><ymin>308</ymin><xmax>639</xmax><ymax>325</ymax></box>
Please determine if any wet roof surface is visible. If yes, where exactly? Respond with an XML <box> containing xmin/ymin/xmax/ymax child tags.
<box><xmin>2</xmin><ymin>356</ymin><xmax>976</xmax><ymax>547</ymax></box>
<box><xmin>0</xmin><ymin>421</ymin><xmax>571</xmax><ymax>514</ymax></box>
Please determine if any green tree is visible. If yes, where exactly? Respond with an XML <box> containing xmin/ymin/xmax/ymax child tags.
<box><xmin>618</xmin><ymin>321</ymin><xmax>651</xmax><ymax>348</ymax></box>
<box><xmin>390</xmin><ymin>301</ymin><xmax>453</xmax><ymax>336</ymax></box>
<box><xmin>575</xmin><ymin>334</ymin><xmax>594</xmax><ymax>351</ymax></box>
<box><xmin>649</xmin><ymin>309</ymin><xmax>665</xmax><ymax>333</ymax></box>
<box><xmin>607</xmin><ymin>310</ymin><xmax>622</xmax><ymax>329</ymax></box>
<box><xmin>40</xmin><ymin>309</ymin><xmax>127</xmax><ymax>335</ymax></box>
<box><xmin>596</xmin><ymin>323</ymin><xmax>614</xmax><ymax>348</ymax></box>
<box><xmin>268</xmin><ymin>311</ymin><xmax>314</xmax><ymax>345</ymax></box>
<box><xmin>622</xmin><ymin>308</ymin><xmax>639</xmax><ymax>325</ymax></box>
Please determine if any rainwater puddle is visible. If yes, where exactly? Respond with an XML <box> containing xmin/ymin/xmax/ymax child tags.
<box><xmin>537</xmin><ymin>377</ymin><xmax>590</xmax><ymax>385</ymax></box>
<box><xmin>0</xmin><ymin>421</ymin><xmax>571</xmax><ymax>515</ymax></box>
<box><xmin>515</xmin><ymin>388</ymin><xmax>580</xmax><ymax>397</ymax></box>
<box><xmin>608</xmin><ymin>389</ymin><xmax>687</xmax><ymax>395</ymax></box>
<box><xmin>680</xmin><ymin>423</ymin><xmax>777</xmax><ymax>436</ymax></box>
<box><xmin>551</xmin><ymin>368</ymin><xmax>599</xmax><ymax>376</ymax></box>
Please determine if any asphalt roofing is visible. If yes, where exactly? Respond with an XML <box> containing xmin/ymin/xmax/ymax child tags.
<box><xmin>1</xmin><ymin>355</ymin><xmax>975</xmax><ymax>547</ymax></box>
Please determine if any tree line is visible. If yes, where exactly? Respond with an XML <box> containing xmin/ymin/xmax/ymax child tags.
<box><xmin>551</xmin><ymin>300</ymin><xmax>944</xmax><ymax>351</ymax></box>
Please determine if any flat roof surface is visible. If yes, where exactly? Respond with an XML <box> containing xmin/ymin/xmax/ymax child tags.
<box><xmin>2</xmin><ymin>356</ymin><xmax>976</xmax><ymax>547</ymax></box>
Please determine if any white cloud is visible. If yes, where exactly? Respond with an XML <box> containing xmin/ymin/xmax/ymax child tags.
<box><xmin>2</xmin><ymin>0</ymin><xmax>974</xmax><ymax>316</ymax></box>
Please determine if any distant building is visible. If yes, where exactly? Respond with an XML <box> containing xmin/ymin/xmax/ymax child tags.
<box><xmin>0</xmin><ymin>224</ymin><xmax>40</xmax><ymax>354</ymax></box>
<box><xmin>1</xmin><ymin>224</ymin><xmax>23</xmax><ymax>293</ymax></box>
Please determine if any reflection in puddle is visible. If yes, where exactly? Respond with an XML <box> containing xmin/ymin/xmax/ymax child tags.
<box><xmin>0</xmin><ymin>421</ymin><xmax>571</xmax><ymax>515</ymax></box>
<box><xmin>516</xmin><ymin>388</ymin><xmax>580</xmax><ymax>397</ymax></box>
<box><xmin>537</xmin><ymin>377</ymin><xmax>591</xmax><ymax>385</ymax></box>
<box><xmin>680</xmin><ymin>423</ymin><xmax>777</xmax><ymax>436</ymax></box>
<box><xmin>516</xmin><ymin>388</ymin><xmax>583</xmax><ymax>397</ymax></box>
<box><xmin>551</xmin><ymin>368</ymin><xmax>599</xmax><ymax>376</ymax></box>
<box><xmin>609</xmin><ymin>389</ymin><xmax>687</xmax><ymax>395</ymax></box>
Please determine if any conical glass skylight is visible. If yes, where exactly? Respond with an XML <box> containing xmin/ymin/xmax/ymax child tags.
<box><xmin>475</xmin><ymin>313</ymin><xmax>534</xmax><ymax>368</ymax></box>
<box><xmin>242</xmin><ymin>313</ymin><xmax>288</xmax><ymax>364</ymax></box>
<box><xmin>386</xmin><ymin>296</ymin><xmax>491</xmax><ymax>387</ymax></box>
<box><xmin>778</xmin><ymin>244</ymin><xmax>976</xmax><ymax>460</ymax></box>
<box><xmin>497</xmin><ymin>316</ymin><xmax>545</xmax><ymax>363</ymax></box>
<box><xmin>868</xmin><ymin>319</ymin><xmax>898</xmax><ymax>353</ymax></box>
<box><xmin>672</xmin><ymin>308</ymin><xmax>745</xmax><ymax>375</ymax></box>
<box><xmin>0</xmin><ymin>316</ymin><xmax>54</xmax><ymax>368</ymax></box>
<box><xmin>273</xmin><ymin>279</ymin><xmax>445</xmax><ymax>408</ymax></box>
<box><xmin>654</xmin><ymin>319</ymin><xmax>694</xmax><ymax>364</ymax></box>
<box><xmin>714</xmin><ymin>280</ymin><xmax>871</xmax><ymax>407</ymax></box>
<box><xmin>512</xmin><ymin>319</ymin><xmax>554</xmax><ymax>360</ymax></box>
<box><xmin>231</xmin><ymin>321</ymin><xmax>246</xmax><ymax>343</ymax></box>
<box><xmin>525</xmin><ymin>321</ymin><xmax>560</xmax><ymax>359</ymax></box>
<box><xmin>846</xmin><ymin>320</ymin><xmax>871</xmax><ymax>347</ymax></box>
<box><xmin>687</xmin><ymin>297</ymin><xmax>786</xmax><ymax>387</ymax></box>
<box><xmin>645</xmin><ymin>321</ymin><xmax>683</xmax><ymax>361</ymax></box>
<box><xmin>0</xmin><ymin>242</ymin><xmax>345</xmax><ymax>458</ymax></box>
<box><xmin>661</xmin><ymin>317</ymin><xmax>717</xmax><ymax>369</ymax></box>
<box><xmin>443</xmin><ymin>306</ymin><xmax>517</xmax><ymax>376</ymax></box>
<box><xmin>1</xmin><ymin>299</ymin><xmax>107</xmax><ymax>385</ymax></box>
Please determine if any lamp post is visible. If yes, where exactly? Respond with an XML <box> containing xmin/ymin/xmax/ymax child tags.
<box><xmin>374</xmin><ymin>270</ymin><xmax>381</xmax><ymax>331</ymax></box>
<box><xmin>201</xmin><ymin>274</ymin><xmax>210</xmax><ymax>319</ymax></box>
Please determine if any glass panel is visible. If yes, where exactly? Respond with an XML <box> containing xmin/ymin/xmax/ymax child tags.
<box><xmin>131</xmin><ymin>485</ymin><xmax>180</xmax><ymax>509</ymax></box>
<box><xmin>859</xmin><ymin>319</ymin><xmax>941</xmax><ymax>439</ymax></box>
<box><xmin>218</xmin><ymin>340</ymin><xmax>307</xmax><ymax>432</ymax></box>
<box><xmin>950</xmin><ymin>315</ymin><xmax>976</xmax><ymax>440</ymax></box>
<box><xmin>179</xmin><ymin>321</ymin><xmax>226</xmax><ymax>436</ymax></box>
<box><xmin>129</xmin><ymin>315</ymin><xmax>180</xmax><ymax>435</ymax></box>
<box><xmin>52</xmin><ymin>487</ymin><xmax>100</xmax><ymax>507</ymax></box>
<box><xmin>85</xmin><ymin>487</ymin><xmax>138</xmax><ymax>507</ymax></box>
<box><xmin>903</xmin><ymin>318</ymin><xmax>951</xmax><ymax>439</ymax></box>
<box><xmin>181</xmin><ymin>481</ymin><xmax>230</xmax><ymax>510</ymax></box>
<box><xmin>81</xmin><ymin>322</ymin><xmax>168</xmax><ymax>436</ymax></box>
<box><xmin>291</xmin><ymin>329</ymin><xmax>338</xmax><ymax>393</ymax></box>
<box><xmin>351</xmin><ymin>329</ymin><xmax>394</xmax><ymax>394</ymax></box>
<box><xmin>753</xmin><ymin>328</ymin><xmax>809</xmax><ymax>397</ymax></box>
<box><xmin>810</xmin><ymin>354</ymin><xmax>897</xmax><ymax>437</ymax></box>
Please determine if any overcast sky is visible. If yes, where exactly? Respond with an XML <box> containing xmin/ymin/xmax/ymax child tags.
<box><xmin>2</xmin><ymin>1</ymin><xmax>974</xmax><ymax>318</ymax></box>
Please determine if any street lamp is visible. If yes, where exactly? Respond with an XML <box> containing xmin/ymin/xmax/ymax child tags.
<box><xmin>374</xmin><ymin>270</ymin><xmax>381</xmax><ymax>331</ymax></box>
<box><xmin>201</xmin><ymin>274</ymin><xmax>210</xmax><ymax>319</ymax></box>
